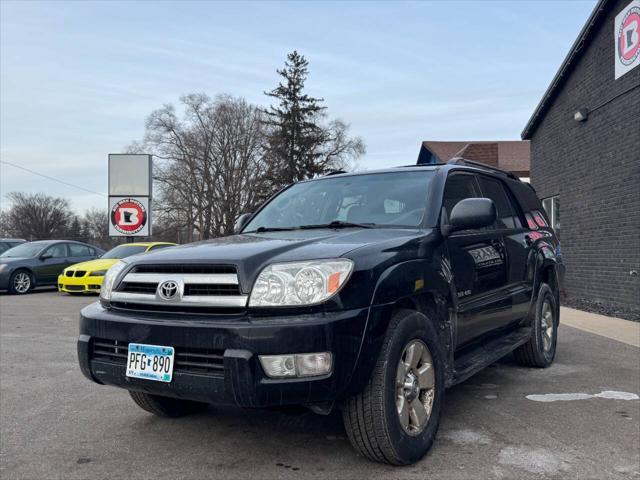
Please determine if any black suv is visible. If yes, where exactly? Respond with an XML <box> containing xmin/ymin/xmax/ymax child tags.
<box><xmin>78</xmin><ymin>160</ymin><xmax>562</xmax><ymax>465</ymax></box>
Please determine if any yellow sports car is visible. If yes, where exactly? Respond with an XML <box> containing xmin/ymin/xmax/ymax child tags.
<box><xmin>58</xmin><ymin>242</ymin><xmax>176</xmax><ymax>294</ymax></box>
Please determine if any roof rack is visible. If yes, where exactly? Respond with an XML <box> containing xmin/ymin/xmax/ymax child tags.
<box><xmin>447</xmin><ymin>157</ymin><xmax>520</xmax><ymax>181</ymax></box>
<box><xmin>398</xmin><ymin>162</ymin><xmax>446</xmax><ymax>168</ymax></box>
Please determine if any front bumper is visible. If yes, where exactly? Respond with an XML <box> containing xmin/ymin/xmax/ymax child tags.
<box><xmin>78</xmin><ymin>302</ymin><xmax>369</xmax><ymax>407</ymax></box>
<box><xmin>0</xmin><ymin>270</ymin><xmax>10</xmax><ymax>290</ymax></box>
<box><xmin>58</xmin><ymin>274</ymin><xmax>103</xmax><ymax>293</ymax></box>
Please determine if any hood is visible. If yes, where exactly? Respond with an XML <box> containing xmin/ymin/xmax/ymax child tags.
<box><xmin>65</xmin><ymin>258</ymin><xmax>120</xmax><ymax>272</ymax></box>
<box><xmin>0</xmin><ymin>257</ymin><xmax>33</xmax><ymax>265</ymax></box>
<box><xmin>129</xmin><ymin>228</ymin><xmax>428</xmax><ymax>288</ymax></box>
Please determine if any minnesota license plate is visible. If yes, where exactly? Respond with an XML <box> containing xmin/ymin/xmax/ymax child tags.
<box><xmin>126</xmin><ymin>343</ymin><xmax>174</xmax><ymax>383</ymax></box>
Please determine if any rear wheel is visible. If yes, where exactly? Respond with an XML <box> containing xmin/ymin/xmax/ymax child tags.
<box><xmin>514</xmin><ymin>282</ymin><xmax>558</xmax><ymax>367</ymax></box>
<box><xmin>9</xmin><ymin>270</ymin><xmax>32</xmax><ymax>294</ymax></box>
<box><xmin>342</xmin><ymin>309</ymin><xmax>445</xmax><ymax>465</ymax></box>
<box><xmin>129</xmin><ymin>391</ymin><xmax>208</xmax><ymax>417</ymax></box>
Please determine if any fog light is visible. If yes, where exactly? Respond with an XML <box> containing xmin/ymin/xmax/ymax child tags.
<box><xmin>259</xmin><ymin>352</ymin><xmax>333</xmax><ymax>378</ymax></box>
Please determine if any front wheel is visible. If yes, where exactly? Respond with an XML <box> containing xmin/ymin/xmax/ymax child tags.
<box><xmin>9</xmin><ymin>270</ymin><xmax>33</xmax><ymax>294</ymax></box>
<box><xmin>342</xmin><ymin>309</ymin><xmax>445</xmax><ymax>465</ymax></box>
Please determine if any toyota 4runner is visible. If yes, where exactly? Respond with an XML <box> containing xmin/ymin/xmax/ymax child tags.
<box><xmin>78</xmin><ymin>159</ymin><xmax>563</xmax><ymax>465</ymax></box>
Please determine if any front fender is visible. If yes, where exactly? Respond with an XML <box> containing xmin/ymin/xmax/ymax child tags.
<box><xmin>345</xmin><ymin>257</ymin><xmax>453</xmax><ymax>396</ymax></box>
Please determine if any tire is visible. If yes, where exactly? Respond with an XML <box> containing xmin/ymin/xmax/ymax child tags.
<box><xmin>342</xmin><ymin>309</ymin><xmax>445</xmax><ymax>465</ymax></box>
<box><xmin>8</xmin><ymin>269</ymin><xmax>33</xmax><ymax>295</ymax></box>
<box><xmin>514</xmin><ymin>282</ymin><xmax>558</xmax><ymax>368</ymax></box>
<box><xmin>128</xmin><ymin>390</ymin><xmax>208</xmax><ymax>418</ymax></box>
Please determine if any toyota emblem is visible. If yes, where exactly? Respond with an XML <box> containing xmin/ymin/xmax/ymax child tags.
<box><xmin>158</xmin><ymin>280</ymin><xmax>179</xmax><ymax>300</ymax></box>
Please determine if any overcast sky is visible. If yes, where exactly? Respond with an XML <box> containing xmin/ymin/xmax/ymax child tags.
<box><xmin>1</xmin><ymin>0</ymin><xmax>596</xmax><ymax>213</ymax></box>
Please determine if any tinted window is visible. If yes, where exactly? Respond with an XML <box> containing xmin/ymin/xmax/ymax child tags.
<box><xmin>442</xmin><ymin>174</ymin><xmax>480</xmax><ymax>219</ymax></box>
<box><xmin>244</xmin><ymin>171</ymin><xmax>435</xmax><ymax>231</ymax></box>
<box><xmin>45</xmin><ymin>244</ymin><xmax>67</xmax><ymax>258</ymax></box>
<box><xmin>69</xmin><ymin>244</ymin><xmax>92</xmax><ymax>257</ymax></box>
<box><xmin>477</xmin><ymin>176</ymin><xmax>522</xmax><ymax>230</ymax></box>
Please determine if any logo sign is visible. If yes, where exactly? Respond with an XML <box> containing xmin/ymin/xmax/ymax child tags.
<box><xmin>108</xmin><ymin>154</ymin><xmax>152</xmax><ymax>237</ymax></box>
<box><xmin>158</xmin><ymin>280</ymin><xmax>179</xmax><ymax>300</ymax></box>
<box><xmin>615</xmin><ymin>0</ymin><xmax>640</xmax><ymax>79</ymax></box>
<box><xmin>109</xmin><ymin>197</ymin><xmax>150</xmax><ymax>236</ymax></box>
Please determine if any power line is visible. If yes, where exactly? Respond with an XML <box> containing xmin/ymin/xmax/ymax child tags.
<box><xmin>0</xmin><ymin>160</ymin><xmax>106</xmax><ymax>197</ymax></box>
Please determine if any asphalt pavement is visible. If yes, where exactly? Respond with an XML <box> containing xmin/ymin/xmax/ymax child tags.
<box><xmin>1</xmin><ymin>290</ymin><xmax>639</xmax><ymax>480</ymax></box>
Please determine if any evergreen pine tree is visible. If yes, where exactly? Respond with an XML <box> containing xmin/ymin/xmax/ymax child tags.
<box><xmin>263</xmin><ymin>51</ymin><xmax>327</xmax><ymax>186</ymax></box>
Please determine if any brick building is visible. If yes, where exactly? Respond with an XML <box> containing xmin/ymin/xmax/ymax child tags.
<box><xmin>522</xmin><ymin>0</ymin><xmax>640</xmax><ymax>311</ymax></box>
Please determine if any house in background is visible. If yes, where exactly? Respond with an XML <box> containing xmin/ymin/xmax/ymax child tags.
<box><xmin>417</xmin><ymin>140</ymin><xmax>530</xmax><ymax>179</ymax></box>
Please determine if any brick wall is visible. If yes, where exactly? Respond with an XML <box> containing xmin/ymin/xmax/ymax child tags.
<box><xmin>528</xmin><ymin>0</ymin><xmax>640</xmax><ymax>309</ymax></box>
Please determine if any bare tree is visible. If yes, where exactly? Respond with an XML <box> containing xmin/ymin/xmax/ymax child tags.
<box><xmin>81</xmin><ymin>208</ymin><xmax>113</xmax><ymax>249</ymax></box>
<box><xmin>3</xmin><ymin>192</ymin><xmax>72</xmax><ymax>240</ymax></box>
<box><xmin>131</xmin><ymin>94</ymin><xmax>269</xmax><ymax>240</ymax></box>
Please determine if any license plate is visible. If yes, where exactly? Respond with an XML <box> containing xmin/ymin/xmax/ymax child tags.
<box><xmin>126</xmin><ymin>343</ymin><xmax>174</xmax><ymax>383</ymax></box>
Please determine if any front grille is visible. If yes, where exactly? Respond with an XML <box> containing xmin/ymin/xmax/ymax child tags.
<box><xmin>89</xmin><ymin>284</ymin><xmax>101</xmax><ymax>290</ymax></box>
<box><xmin>65</xmin><ymin>271</ymin><xmax>73</xmax><ymax>277</ymax></box>
<box><xmin>74</xmin><ymin>271</ymin><xmax>86</xmax><ymax>277</ymax></box>
<box><xmin>184</xmin><ymin>284</ymin><xmax>241</xmax><ymax>296</ymax></box>
<box><xmin>66</xmin><ymin>285</ymin><xmax>85</xmax><ymax>291</ymax></box>
<box><xmin>131</xmin><ymin>264</ymin><xmax>236</xmax><ymax>275</ymax></box>
<box><xmin>120</xmin><ymin>282</ymin><xmax>157</xmax><ymax>294</ymax></box>
<box><xmin>91</xmin><ymin>338</ymin><xmax>225</xmax><ymax>375</ymax></box>
<box><xmin>110</xmin><ymin>263</ymin><xmax>247</xmax><ymax>311</ymax></box>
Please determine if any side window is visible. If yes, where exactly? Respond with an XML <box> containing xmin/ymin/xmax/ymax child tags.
<box><xmin>45</xmin><ymin>244</ymin><xmax>67</xmax><ymax>258</ymax></box>
<box><xmin>442</xmin><ymin>174</ymin><xmax>480</xmax><ymax>220</ymax></box>
<box><xmin>477</xmin><ymin>176</ymin><xmax>522</xmax><ymax>230</ymax></box>
<box><xmin>69</xmin><ymin>244</ymin><xmax>92</xmax><ymax>257</ymax></box>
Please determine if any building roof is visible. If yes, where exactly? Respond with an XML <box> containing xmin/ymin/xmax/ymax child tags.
<box><xmin>418</xmin><ymin>140</ymin><xmax>530</xmax><ymax>176</ymax></box>
<box><xmin>521</xmin><ymin>0</ymin><xmax>610</xmax><ymax>139</ymax></box>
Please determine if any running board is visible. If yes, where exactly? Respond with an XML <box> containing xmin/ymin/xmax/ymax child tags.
<box><xmin>451</xmin><ymin>327</ymin><xmax>532</xmax><ymax>386</ymax></box>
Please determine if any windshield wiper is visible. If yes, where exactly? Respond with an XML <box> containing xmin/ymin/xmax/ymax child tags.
<box><xmin>299</xmin><ymin>220</ymin><xmax>376</xmax><ymax>230</ymax></box>
<box><xmin>249</xmin><ymin>226</ymin><xmax>300</xmax><ymax>233</ymax></box>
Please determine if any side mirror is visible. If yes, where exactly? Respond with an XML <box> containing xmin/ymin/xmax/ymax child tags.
<box><xmin>445</xmin><ymin>198</ymin><xmax>496</xmax><ymax>235</ymax></box>
<box><xmin>234</xmin><ymin>213</ymin><xmax>253</xmax><ymax>234</ymax></box>
<box><xmin>40</xmin><ymin>253</ymin><xmax>52</xmax><ymax>260</ymax></box>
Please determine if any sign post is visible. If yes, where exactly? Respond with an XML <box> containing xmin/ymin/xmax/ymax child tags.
<box><xmin>108</xmin><ymin>154</ymin><xmax>152</xmax><ymax>240</ymax></box>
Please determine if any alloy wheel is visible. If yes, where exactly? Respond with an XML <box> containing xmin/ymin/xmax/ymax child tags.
<box><xmin>14</xmin><ymin>272</ymin><xmax>31</xmax><ymax>294</ymax></box>
<box><xmin>540</xmin><ymin>300</ymin><xmax>554</xmax><ymax>352</ymax></box>
<box><xmin>396</xmin><ymin>339</ymin><xmax>435</xmax><ymax>436</ymax></box>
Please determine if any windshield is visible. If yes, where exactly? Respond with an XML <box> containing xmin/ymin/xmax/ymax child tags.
<box><xmin>101</xmin><ymin>245</ymin><xmax>148</xmax><ymax>259</ymax></box>
<box><xmin>0</xmin><ymin>242</ymin><xmax>46</xmax><ymax>258</ymax></box>
<box><xmin>244</xmin><ymin>171</ymin><xmax>435</xmax><ymax>232</ymax></box>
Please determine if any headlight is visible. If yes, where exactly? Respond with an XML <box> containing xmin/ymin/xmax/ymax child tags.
<box><xmin>99</xmin><ymin>261</ymin><xmax>127</xmax><ymax>302</ymax></box>
<box><xmin>249</xmin><ymin>259</ymin><xmax>353</xmax><ymax>307</ymax></box>
<box><xmin>89</xmin><ymin>270</ymin><xmax>107</xmax><ymax>277</ymax></box>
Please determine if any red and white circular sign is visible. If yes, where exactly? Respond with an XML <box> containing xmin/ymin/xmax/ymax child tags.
<box><xmin>618</xmin><ymin>5</ymin><xmax>640</xmax><ymax>66</ymax></box>
<box><xmin>110</xmin><ymin>198</ymin><xmax>148</xmax><ymax>235</ymax></box>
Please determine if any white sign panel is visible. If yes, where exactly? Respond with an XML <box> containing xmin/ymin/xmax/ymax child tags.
<box><xmin>109</xmin><ymin>196</ymin><xmax>151</xmax><ymax>237</ymax></box>
<box><xmin>615</xmin><ymin>0</ymin><xmax>640</xmax><ymax>79</ymax></box>
<box><xmin>109</xmin><ymin>154</ymin><xmax>152</xmax><ymax>197</ymax></box>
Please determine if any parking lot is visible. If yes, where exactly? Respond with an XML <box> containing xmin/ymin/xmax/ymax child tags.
<box><xmin>1</xmin><ymin>290</ymin><xmax>638</xmax><ymax>480</ymax></box>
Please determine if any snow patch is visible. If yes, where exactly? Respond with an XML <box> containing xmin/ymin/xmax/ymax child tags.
<box><xmin>526</xmin><ymin>390</ymin><xmax>639</xmax><ymax>402</ymax></box>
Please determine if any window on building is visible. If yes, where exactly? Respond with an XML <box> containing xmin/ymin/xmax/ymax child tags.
<box><xmin>542</xmin><ymin>196</ymin><xmax>560</xmax><ymax>236</ymax></box>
